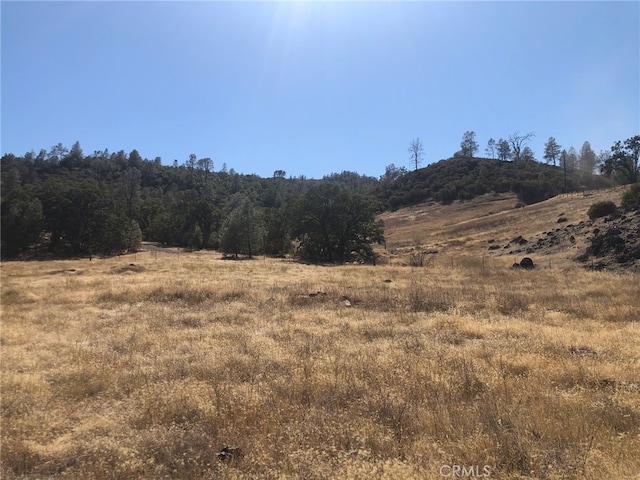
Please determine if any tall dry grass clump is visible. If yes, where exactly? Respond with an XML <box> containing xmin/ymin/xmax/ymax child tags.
<box><xmin>2</xmin><ymin>251</ymin><xmax>639</xmax><ymax>479</ymax></box>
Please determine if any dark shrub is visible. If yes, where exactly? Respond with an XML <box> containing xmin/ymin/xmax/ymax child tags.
<box><xmin>587</xmin><ymin>201</ymin><xmax>617</xmax><ymax>220</ymax></box>
<box><xmin>621</xmin><ymin>183</ymin><xmax>640</xmax><ymax>211</ymax></box>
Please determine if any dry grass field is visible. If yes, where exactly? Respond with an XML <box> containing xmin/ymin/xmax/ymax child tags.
<box><xmin>2</xmin><ymin>189</ymin><xmax>639</xmax><ymax>479</ymax></box>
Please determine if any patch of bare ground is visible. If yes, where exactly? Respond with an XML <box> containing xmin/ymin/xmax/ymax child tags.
<box><xmin>1</xmin><ymin>250</ymin><xmax>638</xmax><ymax>479</ymax></box>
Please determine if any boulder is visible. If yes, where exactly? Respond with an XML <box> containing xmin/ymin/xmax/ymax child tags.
<box><xmin>511</xmin><ymin>235</ymin><xmax>528</xmax><ymax>245</ymax></box>
<box><xmin>520</xmin><ymin>257</ymin><xmax>535</xmax><ymax>269</ymax></box>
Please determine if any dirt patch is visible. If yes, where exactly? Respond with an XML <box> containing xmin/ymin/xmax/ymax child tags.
<box><xmin>48</xmin><ymin>268</ymin><xmax>83</xmax><ymax>275</ymax></box>
<box><xmin>139</xmin><ymin>242</ymin><xmax>186</xmax><ymax>254</ymax></box>
<box><xmin>111</xmin><ymin>263</ymin><xmax>146</xmax><ymax>274</ymax></box>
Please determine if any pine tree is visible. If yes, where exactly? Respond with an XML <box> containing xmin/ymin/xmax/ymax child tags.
<box><xmin>543</xmin><ymin>137</ymin><xmax>562</xmax><ymax>166</ymax></box>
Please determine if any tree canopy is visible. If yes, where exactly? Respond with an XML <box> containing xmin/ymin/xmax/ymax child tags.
<box><xmin>292</xmin><ymin>184</ymin><xmax>385</xmax><ymax>264</ymax></box>
<box><xmin>601</xmin><ymin>135</ymin><xmax>640</xmax><ymax>184</ymax></box>
<box><xmin>0</xmin><ymin>144</ymin><xmax>383</xmax><ymax>262</ymax></box>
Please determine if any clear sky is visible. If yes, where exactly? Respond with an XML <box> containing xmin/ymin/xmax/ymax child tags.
<box><xmin>2</xmin><ymin>1</ymin><xmax>639</xmax><ymax>179</ymax></box>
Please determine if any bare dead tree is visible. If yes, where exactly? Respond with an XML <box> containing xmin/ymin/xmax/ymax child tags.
<box><xmin>408</xmin><ymin>138</ymin><xmax>424</xmax><ymax>171</ymax></box>
<box><xmin>508</xmin><ymin>131</ymin><xmax>535</xmax><ymax>162</ymax></box>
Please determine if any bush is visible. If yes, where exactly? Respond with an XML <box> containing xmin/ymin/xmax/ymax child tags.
<box><xmin>408</xmin><ymin>252</ymin><xmax>425</xmax><ymax>267</ymax></box>
<box><xmin>587</xmin><ymin>201</ymin><xmax>617</xmax><ymax>220</ymax></box>
<box><xmin>621</xmin><ymin>183</ymin><xmax>640</xmax><ymax>211</ymax></box>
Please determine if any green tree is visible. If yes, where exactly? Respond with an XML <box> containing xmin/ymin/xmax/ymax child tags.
<box><xmin>128</xmin><ymin>149</ymin><xmax>143</xmax><ymax>169</ymax></box>
<box><xmin>496</xmin><ymin>138</ymin><xmax>511</xmax><ymax>161</ymax></box>
<box><xmin>1</xmin><ymin>191</ymin><xmax>44</xmax><ymax>257</ymax></box>
<box><xmin>543</xmin><ymin>137</ymin><xmax>562</xmax><ymax>166</ymax></box>
<box><xmin>220</xmin><ymin>195</ymin><xmax>265</xmax><ymax>258</ymax></box>
<box><xmin>47</xmin><ymin>143</ymin><xmax>68</xmax><ymax>162</ymax></box>
<box><xmin>118</xmin><ymin>167</ymin><xmax>141</xmax><ymax>218</ymax></box>
<box><xmin>124</xmin><ymin>219</ymin><xmax>143</xmax><ymax>252</ymax></box>
<box><xmin>35</xmin><ymin>177</ymin><xmax>128</xmax><ymax>256</ymax></box>
<box><xmin>621</xmin><ymin>182</ymin><xmax>640</xmax><ymax>211</ymax></box>
<box><xmin>194</xmin><ymin>199</ymin><xmax>222</xmax><ymax>248</ymax></box>
<box><xmin>601</xmin><ymin>135</ymin><xmax>640</xmax><ymax>184</ymax></box>
<box><xmin>264</xmin><ymin>206</ymin><xmax>292</xmax><ymax>256</ymax></box>
<box><xmin>485</xmin><ymin>138</ymin><xmax>496</xmax><ymax>159</ymax></box>
<box><xmin>293</xmin><ymin>184</ymin><xmax>384</xmax><ymax>263</ymax></box>
<box><xmin>60</xmin><ymin>141</ymin><xmax>84</xmax><ymax>170</ymax></box>
<box><xmin>381</xmin><ymin>164</ymin><xmax>407</xmax><ymax>183</ymax></box>
<box><xmin>521</xmin><ymin>146</ymin><xmax>536</xmax><ymax>162</ymax></box>
<box><xmin>579</xmin><ymin>141</ymin><xmax>597</xmax><ymax>174</ymax></box>
<box><xmin>90</xmin><ymin>212</ymin><xmax>139</xmax><ymax>257</ymax></box>
<box><xmin>561</xmin><ymin>147</ymin><xmax>578</xmax><ymax>172</ymax></box>
<box><xmin>197</xmin><ymin>157</ymin><xmax>214</xmax><ymax>185</ymax></box>
<box><xmin>188</xmin><ymin>224</ymin><xmax>203</xmax><ymax>250</ymax></box>
<box><xmin>186</xmin><ymin>153</ymin><xmax>197</xmax><ymax>187</ymax></box>
<box><xmin>596</xmin><ymin>150</ymin><xmax>611</xmax><ymax>174</ymax></box>
<box><xmin>460</xmin><ymin>131</ymin><xmax>479</xmax><ymax>157</ymax></box>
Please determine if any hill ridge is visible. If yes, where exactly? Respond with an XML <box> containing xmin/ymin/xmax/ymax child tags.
<box><xmin>378</xmin><ymin>156</ymin><xmax>614</xmax><ymax>210</ymax></box>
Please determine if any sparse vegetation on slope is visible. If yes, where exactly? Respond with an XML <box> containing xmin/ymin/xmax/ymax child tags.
<box><xmin>380</xmin><ymin>187</ymin><xmax>638</xmax><ymax>271</ymax></box>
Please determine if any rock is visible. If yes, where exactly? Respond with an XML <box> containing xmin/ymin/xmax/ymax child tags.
<box><xmin>520</xmin><ymin>257</ymin><xmax>535</xmax><ymax>269</ymax></box>
<box><xmin>510</xmin><ymin>235</ymin><xmax>528</xmax><ymax>245</ymax></box>
<box><xmin>217</xmin><ymin>446</ymin><xmax>243</xmax><ymax>463</ymax></box>
<box><xmin>557</xmin><ymin>217</ymin><xmax>568</xmax><ymax>223</ymax></box>
<box><xmin>569</xmin><ymin>346</ymin><xmax>597</xmax><ymax>357</ymax></box>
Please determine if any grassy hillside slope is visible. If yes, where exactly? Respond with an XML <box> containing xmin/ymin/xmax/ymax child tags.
<box><xmin>379</xmin><ymin>187</ymin><xmax>631</xmax><ymax>269</ymax></box>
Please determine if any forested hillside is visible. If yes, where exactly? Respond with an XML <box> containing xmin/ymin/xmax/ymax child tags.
<box><xmin>1</xmin><ymin>144</ymin><xmax>382</xmax><ymax>261</ymax></box>
<box><xmin>3</xmin><ymin>136</ymin><xmax>638</xmax><ymax>260</ymax></box>
<box><xmin>377</xmin><ymin>156</ymin><xmax>614</xmax><ymax>210</ymax></box>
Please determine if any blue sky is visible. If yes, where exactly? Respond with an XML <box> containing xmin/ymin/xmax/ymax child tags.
<box><xmin>2</xmin><ymin>1</ymin><xmax>638</xmax><ymax>179</ymax></box>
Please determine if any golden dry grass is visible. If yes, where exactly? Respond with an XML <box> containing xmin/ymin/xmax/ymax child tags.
<box><xmin>380</xmin><ymin>187</ymin><xmax>626</xmax><ymax>267</ymax></box>
<box><xmin>2</xmin><ymin>247</ymin><xmax>639</xmax><ymax>479</ymax></box>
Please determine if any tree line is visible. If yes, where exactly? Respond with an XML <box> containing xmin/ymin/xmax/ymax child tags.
<box><xmin>2</xmin><ymin>134</ymin><xmax>637</xmax><ymax>259</ymax></box>
<box><xmin>410</xmin><ymin>131</ymin><xmax>638</xmax><ymax>183</ymax></box>
<box><xmin>1</xmin><ymin>143</ymin><xmax>383</xmax><ymax>261</ymax></box>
